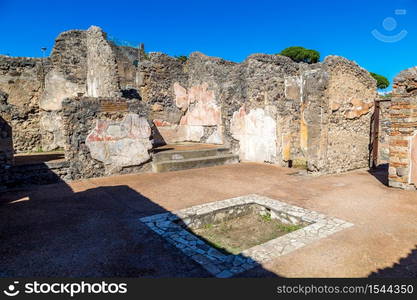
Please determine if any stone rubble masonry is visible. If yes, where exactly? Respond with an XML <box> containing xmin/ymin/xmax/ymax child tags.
<box><xmin>140</xmin><ymin>51</ymin><xmax>376</xmax><ymax>174</ymax></box>
<box><xmin>86</xmin><ymin>26</ymin><xmax>121</xmax><ymax>98</ymax></box>
<box><xmin>1</xmin><ymin>25</ymin><xmax>378</xmax><ymax>181</ymax></box>
<box><xmin>39</xmin><ymin>30</ymin><xmax>88</xmax><ymax>151</ymax></box>
<box><xmin>0</xmin><ymin>56</ymin><xmax>48</xmax><ymax>152</ymax></box>
<box><xmin>0</xmin><ymin>160</ymin><xmax>69</xmax><ymax>191</ymax></box>
<box><xmin>376</xmin><ymin>99</ymin><xmax>392</xmax><ymax>166</ymax></box>
<box><xmin>62</xmin><ymin>97</ymin><xmax>151</xmax><ymax>180</ymax></box>
<box><xmin>321</xmin><ymin>56</ymin><xmax>376</xmax><ymax>173</ymax></box>
<box><xmin>1</xmin><ymin>26</ymin><xmax>141</xmax><ymax>153</ymax></box>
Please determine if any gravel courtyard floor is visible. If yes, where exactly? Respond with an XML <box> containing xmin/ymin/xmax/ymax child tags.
<box><xmin>0</xmin><ymin>163</ymin><xmax>416</xmax><ymax>277</ymax></box>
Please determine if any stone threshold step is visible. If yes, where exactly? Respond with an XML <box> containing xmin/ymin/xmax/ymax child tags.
<box><xmin>152</xmin><ymin>154</ymin><xmax>239</xmax><ymax>173</ymax></box>
<box><xmin>152</xmin><ymin>147</ymin><xmax>230</xmax><ymax>163</ymax></box>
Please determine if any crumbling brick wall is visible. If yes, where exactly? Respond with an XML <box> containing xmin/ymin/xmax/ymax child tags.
<box><xmin>388</xmin><ymin>69</ymin><xmax>417</xmax><ymax>189</ymax></box>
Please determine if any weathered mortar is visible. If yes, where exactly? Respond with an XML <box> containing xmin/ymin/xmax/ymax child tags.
<box><xmin>320</xmin><ymin>56</ymin><xmax>376</xmax><ymax>173</ymax></box>
<box><xmin>39</xmin><ymin>29</ymin><xmax>88</xmax><ymax>151</ymax></box>
<box><xmin>0</xmin><ymin>56</ymin><xmax>48</xmax><ymax>152</ymax></box>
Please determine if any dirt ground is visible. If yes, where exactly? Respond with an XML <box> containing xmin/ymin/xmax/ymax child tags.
<box><xmin>0</xmin><ymin>163</ymin><xmax>416</xmax><ymax>277</ymax></box>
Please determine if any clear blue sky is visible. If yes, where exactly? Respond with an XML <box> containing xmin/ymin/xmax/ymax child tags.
<box><xmin>0</xmin><ymin>0</ymin><xmax>415</xmax><ymax>88</ymax></box>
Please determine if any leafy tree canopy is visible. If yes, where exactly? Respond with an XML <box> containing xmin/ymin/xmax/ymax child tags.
<box><xmin>370</xmin><ymin>72</ymin><xmax>390</xmax><ymax>89</ymax></box>
<box><xmin>279</xmin><ymin>46</ymin><xmax>320</xmax><ymax>64</ymax></box>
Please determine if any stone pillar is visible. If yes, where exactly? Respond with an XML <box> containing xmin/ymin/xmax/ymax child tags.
<box><xmin>86</xmin><ymin>26</ymin><xmax>121</xmax><ymax>97</ymax></box>
<box><xmin>388</xmin><ymin>67</ymin><xmax>417</xmax><ymax>190</ymax></box>
<box><xmin>388</xmin><ymin>96</ymin><xmax>417</xmax><ymax>189</ymax></box>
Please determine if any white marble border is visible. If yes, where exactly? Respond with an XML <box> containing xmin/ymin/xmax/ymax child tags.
<box><xmin>140</xmin><ymin>194</ymin><xmax>353</xmax><ymax>278</ymax></box>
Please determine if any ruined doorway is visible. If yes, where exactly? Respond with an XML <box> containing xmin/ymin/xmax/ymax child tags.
<box><xmin>369</xmin><ymin>100</ymin><xmax>380</xmax><ymax>168</ymax></box>
<box><xmin>369</xmin><ymin>98</ymin><xmax>391</xmax><ymax>169</ymax></box>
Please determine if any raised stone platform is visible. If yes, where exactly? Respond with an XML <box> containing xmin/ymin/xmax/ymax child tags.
<box><xmin>152</xmin><ymin>144</ymin><xmax>239</xmax><ymax>173</ymax></box>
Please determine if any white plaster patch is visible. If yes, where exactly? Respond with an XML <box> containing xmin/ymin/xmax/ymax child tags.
<box><xmin>40</xmin><ymin>69</ymin><xmax>84</xmax><ymax>111</ymax></box>
<box><xmin>231</xmin><ymin>107</ymin><xmax>277</xmax><ymax>162</ymax></box>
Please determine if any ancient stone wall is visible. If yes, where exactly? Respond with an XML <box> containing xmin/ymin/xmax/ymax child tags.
<box><xmin>40</xmin><ymin>28</ymin><xmax>141</xmax><ymax>151</ymax></box>
<box><xmin>40</xmin><ymin>29</ymin><xmax>87</xmax><ymax>151</ymax></box>
<box><xmin>62</xmin><ymin>97</ymin><xmax>151</xmax><ymax>180</ymax></box>
<box><xmin>0</xmin><ymin>56</ymin><xmax>48</xmax><ymax>152</ymax></box>
<box><xmin>140</xmin><ymin>51</ymin><xmax>376</xmax><ymax>173</ymax></box>
<box><xmin>112</xmin><ymin>45</ymin><xmax>139</xmax><ymax>93</ymax></box>
<box><xmin>322</xmin><ymin>56</ymin><xmax>376</xmax><ymax>173</ymax></box>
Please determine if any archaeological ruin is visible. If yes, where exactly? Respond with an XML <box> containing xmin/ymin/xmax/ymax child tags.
<box><xmin>0</xmin><ymin>25</ymin><xmax>416</xmax><ymax>191</ymax></box>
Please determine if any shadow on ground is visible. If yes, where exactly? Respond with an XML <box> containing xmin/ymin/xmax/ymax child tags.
<box><xmin>368</xmin><ymin>246</ymin><xmax>417</xmax><ymax>278</ymax></box>
<box><xmin>0</xmin><ymin>180</ymin><xmax>278</xmax><ymax>277</ymax></box>
<box><xmin>368</xmin><ymin>163</ymin><xmax>389</xmax><ymax>186</ymax></box>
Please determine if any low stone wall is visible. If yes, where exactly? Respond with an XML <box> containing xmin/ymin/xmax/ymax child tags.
<box><xmin>62</xmin><ymin>97</ymin><xmax>152</xmax><ymax>180</ymax></box>
<box><xmin>0</xmin><ymin>160</ymin><xmax>69</xmax><ymax>191</ymax></box>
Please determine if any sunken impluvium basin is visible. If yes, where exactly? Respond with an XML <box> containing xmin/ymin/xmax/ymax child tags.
<box><xmin>140</xmin><ymin>194</ymin><xmax>353</xmax><ymax>278</ymax></box>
